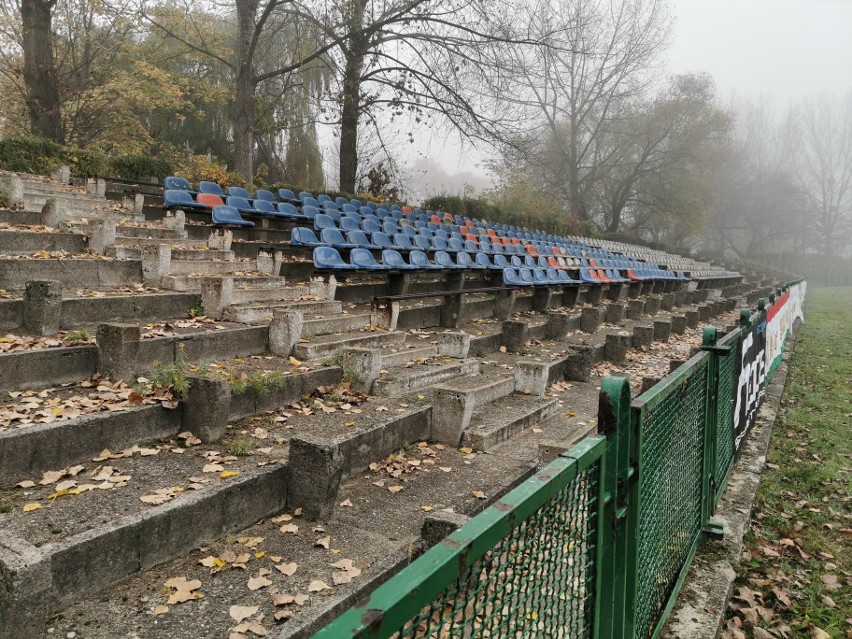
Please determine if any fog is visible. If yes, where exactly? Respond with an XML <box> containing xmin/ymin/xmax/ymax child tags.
<box><xmin>410</xmin><ymin>0</ymin><xmax>852</xmax><ymax>196</ymax></box>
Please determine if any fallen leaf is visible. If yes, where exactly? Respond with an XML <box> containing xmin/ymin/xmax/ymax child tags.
<box><xmin>388</xmin><ymin>485</ymin><xmax>404</xmax><ymax>494</ymax></box>
<box><xmin>23</xmin><ymin>503</ymin><xmax>41</xmax><ymax>512</ymax></box>
<box><xmin>315</xmin><ymin>535</ymin><xmax>331</xmax><ymax>549</ymax></box>
<box><xmin>229</xmin><ymin>605</ymin><xmax>259</xmax><ymax>623</ymax></box>
<box><xmin>308</xmin><ymin>580</ymin><xmax>330</xmax><ymax>592</ymax></box>
<box><xmin>340</xmin><ymin>499</ymin><xmax>353</xmax><ymax>507</ymax></box>
<box><xmin>153</xmin><ymin>604</ymin><xmax>169</xmax><ymax>615</ymax></box>
<box><xmin>472</xmin><ymin>490</ymin><xmax>487</xmax><ymax>500</ymax></box>
<box><xmin>221</xmin><ymin>470</ymin><xmax>240</xmax><ymax>479</ymax></box>
<box><xmin>275</xmin><ymin>562</ymin><xmax>298</xmax><ymax>576</ymax></box>
<box><xmin>247</xmin><ymin>575</ymin><xmax>273</xmax><ymax>591</ymax></box>
<box><xmin>164</xmin><ymin>576</ymin><xmax>203</xmax><ymax>604</ymax></box>
<box><xmin>280</xmin><ymin>523</ymin><xmax>299</xmax><ymax>534</ymax></box>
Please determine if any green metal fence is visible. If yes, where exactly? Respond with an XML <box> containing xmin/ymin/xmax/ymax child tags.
<box><xmin>313</xmin><ymin>282</ymin><xmax>804</xmax><ymax>639</ymax></box>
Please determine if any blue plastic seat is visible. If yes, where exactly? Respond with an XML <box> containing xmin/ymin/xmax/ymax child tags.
<box><xmin>278</xmin><ymin>202</ymin><xmax>301</xmax><ymax>218</ymax></box>
<box><xmin>226</xmin><ymin>196</ymin><xmax>257</xmax><ymax>214</ymax></box>
<box><xmin>163</xmin><ymin>189</ymin><xmax>206</xmax><ymax>210</ymax></box>
<box><xmin>371</xmin><ymin>231</ymin><xmax>394</xmax><ymax>249</ymax></box>
<box><xmin>456</xmin><ymin>251</ymin><xmax>480</xmax><ymax>269</ymax></box>
<box><xmin>359</xmin><ymin>206</ymin><xmax>374</xmax><ymax>218</ymax></box>
<box><xmin>363</xmin><ymin>219</ymin><xmax>381</xmax><ymax>234</ymax></box>
<box><xmin>382</xmin><ymin>221</ymin><xmax>398</xmax><ymax>236</ymax></box>
<box><xmin>402</xmin><ymin>225</ymin><xmax>418</xmax><ymax>238</ymax></box>
<box><xmin>393</xmin><ymin>233</ymin><xmax>415</xmax><ymax>251</ymax></box>
<box><xmin>537</xmin><ymin>256</ymin><xmax>549</xmax><ymax>268</ymax></box>
<box><xmin>320</xmin><ymin>228</ymin><xmax>357</xmax><ymax>249</ymax></box>
<box><xmin>503</xmin><ymin>267</ymin><xmax>531</xmax><ymax>286</ymax></box>
<box><xmin>366</xmin><ymin>201</ymin><xmax>378</xmax><ymax>211</ymax></box>
<box><xmin>434</xmin><ymin>250</ymin><xmax>463</xmax><ymax>269</ymax></box>
<box><xmin>298</xmin><ymin>191</ymin><xmax>314</xmax><ymax>200</ymax></box>
<box><xmin>198</xmin><ymin>181</ymin><xmax>225</xmax><ymax>196</ymax></box>
<box><xmin>314</xmin><ymin>214</ymin><xmax>337</xmax><ymax>231</ymax></box>
<box><xmin>464</xmin><ymin>239</ymin><xmax>480</xmax><ymax>253</ymax></box>
<box><xmin>432</xmin><ymin>236</ymin><xmax>450</xmax><ymax>252</ymax></box>
<box><xmin>533</xmin><ymin>268</ymin><xmax>549</xmax><ymax>285</ymax></box>
<box><xmin>348</xmin><ymin>230</ymin><xmax>378</xmax><ymax>249</ymax></box>
<box><xmin>350</xmin><ymin>248</ymin><xmax>389</xmax><ymax>270</ymax></box>
<box><xmin>342</xmin><ymin>204</ymin><xmax>358</xmax><ymax>215</ymax></box>
<box><xmin>211</xmin><ymin>205</ymin><xmax>254</xmax><ymax>227</ymax></box>
<box><xmin>558</xmin><ymin>270</ymin><xmax>581</xmax><ymax>284</ymax></box>
<box><xmin>390</xmin><ymin>210</ymin><xmax>403</xmax><ymax>221</ymax></box>
<box><xmin>413</xmin><ymin>235</ymin><xmax>432</xmax><ymax>251</ymax></box>
<box><xmin>493</xmin><ymin>254</ymin><xmax>510</xmax><ymax>269</ymax></box>
<box><xmin>546</xmin><ymin>268</ymin><xmax>561</xmax><ymax>284</ymax></box>
<box><xmin>291</xmin><ymin>227</ymin><xmax>326</xmax><ymax>247</ymax></box>
<box><xmin>164</xmin><ymin>176</ymin><xmax>195</xmax><ymax>194</ymax></box>
<box><xmin>252</xmin><ymin>200</ymin><xmax>281</xmax><ymax>216</ymax></box>
<box><xmin>340</xmin><ymin>216</ymin><xmax>360</xmax><ymax>232</ymax></box>
<box><xmin>302</xmin><ymin>196</ymin><xmax>320</xmax><ymax>209</ymax></box>
<box><xmin>228</xmin><ymin>186</ymin><xmax>251</xmax><ymax>199</ymax></box>
<box><xmin>279</xmin><ymin>189</ymin><xmax>298</xmax><ymax>203</ymax></box>
<box><xmin>382</xmin><ymin>249</ymin><xmax>416</xmax><ymax>270</ymax></box>
<box><xmin>255</xmin><ymin>189</ymin><xmax>276</xmax><ymax>202</ymax></box>
<box><xmin>313</xmin><ymin>246</ymin><xmax>350</xmax><ymax>270</ymax></box>
<box><xmin>335</xmin><ymin>196</ymin><xmax>349</xmax><ymax>209</ymax></box>
<box><xmin>447</xmin><ymin>238</ymin><xmax>464</xmax><ymax>252</ymax></box>
<box><xmin>317</xmin><ymin>194</ymin><xmax>332</xmax><ymax>204</ymax></box>
<box><xmin>579</xmin><ymin>268</ymin><xmax>600</xmax><ymax>284</ymax></box>
<box><xmin>409</xmin><ymin>250</ymin><xmax>438</xmax><ymax>269</ymax></box>
<box><xmin>476</xmin><ymin>253</ymin><xmax>501</xmax><ymax>270</ymax></box>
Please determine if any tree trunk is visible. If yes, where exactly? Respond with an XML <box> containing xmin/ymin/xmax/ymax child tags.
<box><xmin>233</xmin><ymin>0</ymin><xmax>260</xmax><ymax>181</ymax></box>
<box><xmin>20</xmin><ymin>0</ymin><xmax>63</xmax><ymax>143</ymax></box>
<box><xmin>338</xmin><ymin>1</ymin><xmax>367</xmax><ymax>194</ymax></box>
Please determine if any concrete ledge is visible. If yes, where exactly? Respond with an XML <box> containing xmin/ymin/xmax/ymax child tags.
<box><xmin>0</xmin><ymin>405</ymin><xmax>182</xmax><ymax>486</ymax></box>
<box><xmin>229</xmin><ymin>366</ymin><xmax>343</xmax><ymax>420</ymax></box>
<box><xmin>0</xmin><ymin>345</ymin><xmax>96</xmax><ymax>393</ymax></box>
<box><xmin>0</xmin><ymin>463</ymin><xmax>288</xmax><ymax>638</ymax></box>
<box><xmin>60</xmin><ymin>293</ymin><xmax>200</xmax><ymax>328</ymax></box>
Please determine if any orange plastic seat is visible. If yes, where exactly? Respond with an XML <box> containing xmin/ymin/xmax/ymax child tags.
<box><xmin>430</xmin><ymin>215</ymin><xmax>442</xmax><ymax>224</ymax></box>
<box><xmin>464</xmin><ymin>220</ymin><xmax>475</xmax><ymax>228</ymax></box>
<box><xmin>588</xmin><ymin>258</ymin><xmax>599</xmax><ymax>267</ymax></box>
<box><xmin>547</xmin><ymin>256</ymin><xmax>560</xmax><ymax>268</ymax></box>
<box><xmin>525</xmin><ymin>244</ymin><xmax>539</xmax><ymax>256</ymax></box>
<box><xmin>402</xmin><ymin>206</ymin><xmax>413</xmax><ymax>214</ymax></box>
<box><xmin>196</xmin><ymin>193</ymin><xmax>224</xmax><ymax>208</ymax></box>
<box><xmin>627</xmin><ymin>268</ymin><xmax>643</xmax><ymax>281</ymax></box>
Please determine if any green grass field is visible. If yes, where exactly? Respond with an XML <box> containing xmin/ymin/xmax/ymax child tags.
<box><xmin>725</xmin><ymin>287</ymin><xmax>852</xmax><ymax>638</ymax></box>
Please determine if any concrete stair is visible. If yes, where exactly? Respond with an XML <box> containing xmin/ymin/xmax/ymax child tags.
<box><xmin>293</xmin><ymin>330</ymin><xmax>407</xmax><ymax>360</ymax></box>
<box><xmin>161</xmin><ymin>273</ymin><xmax>284</xmax><ymax>292</ymax></box>
<box><xmin>462</xmin><ymin>393</ymin><xmax>560</xmax><ymax>450</ymax></box>
<box><xmin>431</xmin><ymin>373</ymin><xmax>516</xmax><ymax>445</ymax></box>
<box><xmin>224</xmin><ymin>299</ymin><xmax>341</xmax><ymax>324</ymax></box>
<box><xmin>372</xmin><ymin>359</ymin><xmax>480</xmax><ymax>396</ymax></box>
<box><xmin>301</xmin><ymin>313</ymin><xmax>371</xmax><ymax>338</ymax></box>
<box><xmin>380</xmin><ymin>344</ymin><xmax>440</xmax><ymax>367</ymax></box>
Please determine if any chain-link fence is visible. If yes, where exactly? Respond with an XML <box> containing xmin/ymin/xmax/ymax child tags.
<box><xmin>312</xmin><ymin>281</ymin><xmax>805</xmax><ymax>639</ymax></box>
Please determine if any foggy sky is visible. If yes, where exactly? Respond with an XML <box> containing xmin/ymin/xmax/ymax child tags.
<box><xmin>414</xmin><ymin>0</ymin><xmax>852</xmax><ymax>195</ymax></box>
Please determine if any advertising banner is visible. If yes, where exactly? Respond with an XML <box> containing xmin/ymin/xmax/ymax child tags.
<box><xmin>734</xmin><ymin>314</ymin><xmax>766</xmax><ymax>452</ymax></box>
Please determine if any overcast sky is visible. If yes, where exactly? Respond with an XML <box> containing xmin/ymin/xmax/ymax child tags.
<box><xmin>422</xmin><ymin>0</ymin><xmax>852</xmax><ymax>193</ymax></box>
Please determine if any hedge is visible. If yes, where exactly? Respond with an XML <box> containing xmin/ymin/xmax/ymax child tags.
<box><xmin>0</xmin><ymin>137</ymin><xmax>174</xmax><ymax>180</ymax></box>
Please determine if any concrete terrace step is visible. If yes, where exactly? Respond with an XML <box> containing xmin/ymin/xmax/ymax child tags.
<box><xmin>111</xmin><ymin>246</ymin><xmax>233</xmax><ymax>261</ymax></box>
<box><xmin>114</xmin><ymin>237</ymin><xmax>206</xmax><ymax>249</ymax></box>
<box><xmin>380</xmin><ymin>344</ymin><xmax>440</xmax><ymax>368</ymax></box>
<box><xmin>167</xmin><ymin>258</ymin><xmax>256</xmax><ymax>276</ymax></box>
<box><xmin>224</xmin><ymin>299</ymin><xmax>342</xmax><ymax>324</ymax></box>
<box><xmin>372</xmin><ymin>359</ymin><xmax>480</xmax><ymax>396</ymax></box>
<box><xmin>293</xmin><ymin>330</ymin><xmax>407</xmax><ymax>361</ymax></box>
<box><xmin>431</xmin><ymin>373</ymin><xmax>516</xmax><ymax>445</ymax></box>
<box><xmin>114</xmin><ymin>226</ymin><xmax>186</xmax><ymax>240</ymax></box>
<box><xmin>462</xmin><ymin>393</ymin><xmax>560</xmax><ymax>450</ymax></box>
<box><xmin>161</xmin><ymin>274</ymin><xmax>286</xmax><ymax>292</ymax></box>
<box><xmin>301</xmin><ymin>313</ymin><xmax>371</xmax><ymax>338</ymax></box>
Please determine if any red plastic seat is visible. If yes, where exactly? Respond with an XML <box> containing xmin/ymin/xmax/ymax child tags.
<box><xmin>547</xmin><ymin>256</ymin><xmax>561</xmax><ymax>269</ymax></box>
<box><xmin>430</xmin><ymin>215</ymin><xmax>442</xmax><ymax>224</ymax></box>
<box><xmin>588</xmin><ymin>258</ymin><xmax>599</xmax><ymax>268</ymax></box>
<box><xmin>595</xmin><ymin>269</ymin><xmax>614</xmax><ymax>283</ymax></box>
<box><xmin>525</xmin><ymin>244</ymin><xmax>539</xmax><ymax>256</ymax></box>
<box><xmin>627</xmin><ymin>268</ymin><xmax>643</xmax><ymax>281</ymax></box>
<box><xmin>196</xmin><ymin>193</ymin><xmax>224</xmax><ymax>208</ymax></box>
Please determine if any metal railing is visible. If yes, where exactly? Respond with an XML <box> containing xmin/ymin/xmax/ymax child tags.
<box><xmin>313</xmin><ymin>280</ymin><xmax>805</xmax><ymax>639</ymax></box>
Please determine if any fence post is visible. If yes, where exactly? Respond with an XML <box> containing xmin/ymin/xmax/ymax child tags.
<box><xmin>700</xmin><ymin>327</ymin><xmax>724</xmax><ymax>538</ymax></box>
<box><xmin>596</xmin><ymin>377</ymin><xmax>637</xmax><ymax>639</ymax></box>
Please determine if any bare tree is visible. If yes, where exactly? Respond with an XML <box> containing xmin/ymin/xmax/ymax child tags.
<box><xmin>492</xmin><ymin>0</ymin><xmax>672</xmax><ymax>221</ymax></box>
<box><xmin>793</xmin><ymin>93</ymin><xmax>852</xmax><ymax>256</ymax></box>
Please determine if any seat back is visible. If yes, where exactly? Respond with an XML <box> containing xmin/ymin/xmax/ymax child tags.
<box><xmin>313</xmin><ymin>246</ymin><xmax>348</xmax><ymax>269</ymax></box>
<box><xmin>351</xmin><ymin>248</ymin><xmax>383</xmax><ymax>269</ymax></box>
<box><xmin>363</xmin><ymin>219</ymin><xmax>381</xmax><ymax>234</ymax></box>
<box><xmin>434</xmin><ymin>251</ymin><xmax>454</xmax><ymax>268</ymax></box>
<box><xmin>226</xmin><ymin>196</ymin><xmax>252</xmax><ymax>210</ymax></box>
<box><xmin>348</xmin><ymin>230</ymin><xmax>372</xmax><ymax>247</ymax></box>
<box><xmin>253</xmin><ymin>200</ymin><xmax>277</xmax><ymax>213</ymax></box>
<box><xmin>456</xmin><ymin>251</ymin><xmax>473</xmax><ymax>268</ymax></box>
<box><xmin>414</xmin><ymin>235</ymin><xmax>432</xmax><ymax>251</ymax></box>
<box><xmin>291</xmin><ymin>227</ymin><xmax>322</xmax><ymax>246</ymax></box>
<box><xmin>340</xmin><ymin>217</ymin><xmax>360</xmax><ymax>232</ymax></box>
<box><xmin>335</xmin><ymin>196</ymin><xmax>349</xmax><ymax>208</ymax></box>
<box><xmin>372</xmin><ymin>231</ymin><xmax>393</xmax><ymax>249</ymax></box>
<box><xmin>383</xmin><ymin>221</ymin><xmax>398</xmax><ymax>236</ymax></box>
<box><xmin>197</xmin><ymin>193</ymin><xmax>224</xmax><ymax>208</ymax></box>
<box><xmin>278</xmin><ymin>203</ymin><xmax>300</xmax><ymax>217</ymax></box>
<box><xmin>227</xmin><ymin>186</ymin><xmax>251</xmax><ymax>199</ymax></box>
<box><xmin>211</xmin><ymin>205</ymin><xmax>253</xmax><ymax>227</ymax></box>
<box><xmin>314</xmin><ymin>213</ymin><xmax>336</xmax><ymax>231</ymax></box>
<box><xmin>303</xmin><ymin>196</ymin><xmax>320</xmax><ymax>208</ymax></box>
<box><xmin>164</xmin><ymin>176</ymin><xmax>193</xmax><ymax>192</ymax></box>
<box><xmin>382</xmin><ymin>249</ymin><xmax>410</xmax><ymax>269</ymax></box>
<box><xmin>393</xmin><ymin>233</ymin><xmax>414</xmax><ymax>250</ymax></box>
<box><xmin>409</xmin><ymin>250</ymin><xmax>433</xmax><ymax>268</ymax></box>
<box><xmin>163</xmin><ymin>189</ymin><xmax>194</xmax><ymax>207</ymax></box>
<box><xmin>317</xmin><ymin>194</ymin><xmax>332</xmax><ymax>204</ymax></box>
<box><xmin>255</xmin><ymin>189</ymin><xmax>276</xmax><ymax>202</ymax></box>
<box><xmin>279</xmin><ymin>188</ymin><xmax>297</xmax><ymax>202</ymax></box>
<box><xmin>320</xmin><ymin>228</ymin><xmax>348</xmax><ymax>246</ymax></box>
<box><xmin>198</xmin><ymin>181</ymin><xmax>224</xmax><ymax>196</ymax></box>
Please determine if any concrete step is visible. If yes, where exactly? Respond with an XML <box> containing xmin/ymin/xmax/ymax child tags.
<box><xmin>301</xmin><ymin>313</ymin><xmax>371</xmax><ymax>338</ymax></box>
<box><xmin>223</xmin><ymin>299</ymin><xmax>341</xmax><ymax>324</ymax></box>
<box><xmin>462</xmin><ymin>394</ymin><xmax>560</xmax><ymax>450</ymax></box>
<box><xmin>431</xmin><ymin>373</ymin><xmax>516</xmax><ymax>445</ymax></box>
<box><xmin>293</xmin><ymin>330</ymin><xmax>407</xmax><ymax>361</ymax></box>
<box><xmin>230</xmin><ymin>283</ymin><xmax>309</xmax><ymax>304</ymax></box>
<box><xmin>114</xmin><ymin>237</ymin><xmax>204</xmax><ymax>249</ymax></box>
<box><xmin>380</xmin><ymin>344</ymin><xmax>440</xmax><ymax>368</ymax></box>
<box><xmin>167</xmin><ymin>258</ymin><xmax>256</xmax><ymax>276</ymax></box>
<box><xmin>161</xmin><ymin>274</ymin><xmax>285</xmax><ymax>292</ymax></box>
<box><xmin>114</xmin><ymin>226</ymin><xmax>186</xmax><ymax>239</ymax></box>
<box><xmin>111</xmin><ymin>246</ymin><xmax>233</xmax><ymax>261</ymax></box>
<box><xmin>372</xmin><ymin>359</ymin><xmax>480</xmax><ymax>396</ymax></box>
